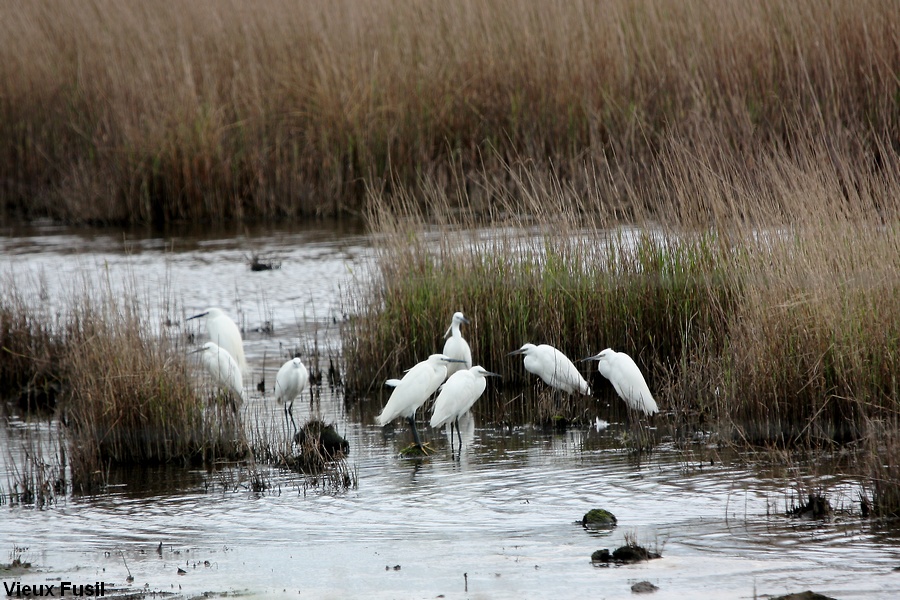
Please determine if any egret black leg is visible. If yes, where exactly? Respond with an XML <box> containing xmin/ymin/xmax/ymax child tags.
<box><xmin>286</xmin><ymin>400</ymin><xmax>298</xmax><ymax>435</ymax></box>
<box><xmin>454</xmin><ymin>417</ymin><xmax>463</xmax><ymax>449</ymax></box>
<box><xmin>407</xmin><ymin>415</ymin><xmax>423</xmax><ymax>448</ymax></box>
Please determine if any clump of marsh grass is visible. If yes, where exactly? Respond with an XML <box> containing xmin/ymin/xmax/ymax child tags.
<box><xmin>245</xmin><ymin>398</ymin><xmax>355</xmax><ymax>494</ymax></box>
<box><xmin>289</xmin><ymin>420</ymin><xmax>355</xmax><ymax>493</ymax></box>
<box><xmin>0</xmin><ymin>276</ymin><xmax>248</xmax><ymax>492</ymax></box>
<box><xmin>345</xmin><ymin>120</ymin><xmax>900</xmax><ymax>448</ymax></box>
<box><xmin>60</xmin><ymin>287</ymin><xmax>248</xmax><ymax>490</ymax></box>
<box><xmin>344</xmin><ymin>183</ymin><xmax>735</xmax><ymax>429</ymax></box>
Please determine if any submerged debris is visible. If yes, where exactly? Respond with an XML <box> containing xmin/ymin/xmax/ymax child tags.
<box><xmin>591</xmin><ymin>544</ymin><xmax>661</xmax><ymax>565</ymax></box>
<box><xmin>0</xmin><ymin>557</ymin><xmax>32</xmax><ymax>574</ymax></box>
<box><xmin>631</xmin><ymin>581</ymin><xmax>659</xmax><ymax>594</ymax></box>
<box><xmin>789</xmin><ymin>494</ymin><xmax>833</xmax><ymax>520</ymax></box>
<box><xmin>582</xmin><ymin>508</ymin><xmax>618</xmax><ymax>529</ymax></box>
<box><xmin>248</xmin><ymin>253</ymin><xmax>281</xmax><ymax>271</ymax></box>
<box><xmin>591</xmin><ymin>549</ymin><xmax>610</xmax><ymax>563</ymax></box>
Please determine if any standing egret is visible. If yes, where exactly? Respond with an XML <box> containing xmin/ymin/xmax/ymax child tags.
<box><xmin>508</xmin><ymin>343</ymin><xmax>591</xmax><ymax>396</ymax></box>
<box><xmin>442</xmin><ymin>312</ymin><xmax>473</xmax><ymax>378</ymax></box>
<box><xmin>275</xmin><ymin>357</ymin><xmax>310</xmax><ymax>433</ymax></box>
<box><xmin>375</xmin><ymin>354</ymin><xmax>466</xmax><ymax>449</ymax></box>
<box><xmin>430</xmin><ymin>365</ymin><xmax>500</xmax><ymax>451</ymax></box>
<box><xmin>193</xmin><ymin>342</ymin><xmax>246</xmax><ymax>404</ymax></box>
<box><xmin>188</xmin><ymin>308</ymin><xmax>248</xmax><ymax>377</ymax></box>
<box><xmin>581</xmin><ymin>348</ymin><xmax>658</xmax><ymax>415</ymax></box>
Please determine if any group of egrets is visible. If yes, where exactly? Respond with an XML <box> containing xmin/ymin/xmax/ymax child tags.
<box><xmin>376</xmin><ymin>311</ymin><xmax>659</xmax><ymax>453</ymax></box>
<box><xmin>188</xmin><ymin>308</ymin><xmax>310</xmax><ymax>431</ymax></box>
<box><xmin>375</xmin><ymin>312</ymin><xmax>489</xmax><ymax>452</ymax></box>
<box><xmin>510</xmin><ymin>344</ymin><xmax>659</xmax><ymax>416</ymax></box>
<box><xmin>189</xmin><ymin>307</ymin><xmax>659</xmax><ymax>454</ymax></box>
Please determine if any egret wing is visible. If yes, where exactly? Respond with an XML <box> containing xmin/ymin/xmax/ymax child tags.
<box><xmin>431</xmin><ymin>370</ymin><xmax>478</xmax><ymax>428</ymax></box>
<box><xmin>376</xmin><ymin>361</ymin><xmax>435</xmax><ymax>424</ymax></box>
<box><xmin>611</xmin><ymin>354</ymin><xmax>657</xmax><ymax>414</ymax></box>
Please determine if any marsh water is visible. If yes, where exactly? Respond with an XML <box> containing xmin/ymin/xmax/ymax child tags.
<box><xmin>2</xmin><ymin>222</ymin><xmax>900</xmax><ymax>599</ymax></box>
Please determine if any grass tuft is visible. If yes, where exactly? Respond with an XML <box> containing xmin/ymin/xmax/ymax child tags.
<box><xmin>1</xmin><ymin>277</ymin><xmax>246</xmax><ymax>492</ymax></box>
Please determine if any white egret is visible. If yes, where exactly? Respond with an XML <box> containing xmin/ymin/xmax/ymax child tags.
<box><xmin>188</xmin><ymin>308</ymin><xmax>248</xmax><ymax>377</ymax></box>
<box><xmin>442</xmin><ymin>311</ymin><xmax>473</xmax><ymax>378</ymax></box>
<box><xmin>581</xmin><ymin>348</ymin><xmax>658</xmax><ymax>415</ymax></box>
<box><xmin>275</xmin><ymin>357</ymin><xmax>310</xmax><ymax>432</ymax></box>
<box><xmin>430</xmin><ymin>365</ymin><xmax>499</xmax><ymax>450</ymax></box>
<box><xmin>375</xmin><ymin>353</ymin><xmax>466</xmax><ymax>449</ymax></box>
<box><xmin>508</xmin><ymin>343</ymin><xmax>591</xmax><ymax>396</ymax></box>
<box><xmin>193</xmin><ymin>342</ymin><xmax>246</xmax><ymax>403</ymax></box>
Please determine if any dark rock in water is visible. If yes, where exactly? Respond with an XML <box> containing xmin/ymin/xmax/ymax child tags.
<box><xmin>590</xmin><ymin>549</ymin><xmax>611</xmax><ymax>563</ymax></box>
<box><xmin>582</xmin><ymin>508</ymin><xmax>618</xmax><ymax>529</ymax></box>
<box><xmin>613</xmin><ymin>545</ymin><xmax>652</xmax><ymax>562</ymax></box>
<box><xmin>772</xmin><ymin>592</ymin><xmax>838</xmax><ymax>600</ymax></box>
<box><xmin>294</xmin><ymin>420</ymin><xmax>349</xmax><ymax>458</ymax></box>
<box><xmin>631</xmin><ymin>581</ymin><xmax>658</xmax><ymax>594</ymax></box>
<box><xmin>591</xmin><ymin>544</ymin><xmax>661</xmax><ymax>565</ymax></box>
<box><xmin>789</xmin><ymin>494</ymin><xmax>833</xmax><ymax>520</ymax></box>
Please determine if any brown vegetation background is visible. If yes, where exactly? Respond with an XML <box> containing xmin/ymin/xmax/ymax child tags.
<box><xmin>1</xmin><ymin>0</ymin><xmax>898</xmax><ymax>225</ymax></box>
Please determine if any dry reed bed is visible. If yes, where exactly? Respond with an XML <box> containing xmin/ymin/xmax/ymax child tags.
<box><xmin>1</xmin><ymin>0</ymin><xmax>898</xmax><ymax>224</ymax></box>
<box><xmin>0</xmin><ymin>279</ymin><xmax>245</xmax><ymax>491</ymax></box>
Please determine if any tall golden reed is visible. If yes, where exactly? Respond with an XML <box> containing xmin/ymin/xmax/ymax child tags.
<box><xmin>1</xmin><ymin>0</ymin><xmax>897</xmax><ymax>224</ymax></box>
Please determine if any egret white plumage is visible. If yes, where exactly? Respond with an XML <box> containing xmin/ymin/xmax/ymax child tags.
<box><xmin>581</xmin><ymin>348</ymin><xmax>658</xmax><ymax>415</ymax></box>
<box><xmin>430</xmin><ymin>365</ymin><xmax>499</xmax><ymax>450</ymax></box>
<box><xmin>508</xmin><ymin>343</ymin><xmax>591</xmax><ymax>395</ymax></box>
<box><xmin>375</xmin><ymin>353</ymin><xmax>465</xmax><ymax>449</ymax></box>
<box><xmin>442</xmin><ymin>312</ymin><xmax>472</xmax><ymax>378</ymax></box>
<box><xmin>188</xmin><ymin>308</ymin><xmax>247</xmax><ymax>377</ymax></box>
<box><xmin>275</xmin><ymin>357</ymin><xmax>309</xmax><ymax>432</ymax></box>
<box><xmin>193</xmin><ymin>341</ymin><xmax>246</xmax><ymax>403</ymax></box>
